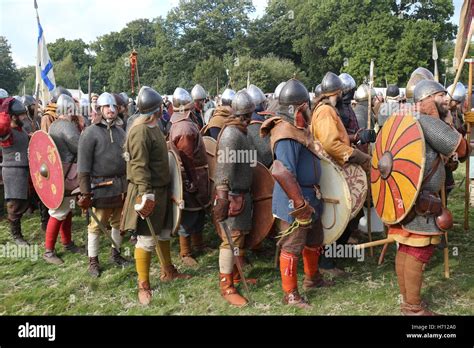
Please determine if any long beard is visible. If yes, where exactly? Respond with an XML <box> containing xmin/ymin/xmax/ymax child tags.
<box><xmin>435</xmin><ymin>100</ymin><xmax>448</xmax><ymax>119</ymax></box>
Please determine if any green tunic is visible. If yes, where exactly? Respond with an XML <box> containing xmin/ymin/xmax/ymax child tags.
<box><xmin>120</xmin><ymin>122</ymin><xmax>170</xmax><ymax>237</ymax></box>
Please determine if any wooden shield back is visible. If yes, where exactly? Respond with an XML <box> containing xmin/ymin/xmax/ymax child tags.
<box><xmin>28</xmin><ymin>131</ymin><xmax>64</xmax><ymax>209</ymax></box>
<box><xmin>341</xmin><ymin>163</ymin><xmax>368</xmax><ymax>219</ymax></box>
<box><xmin>213</xmin><ymin>162</ymin><xmax>275</xmax><ymax>250</ymax></box>
<box><xmin>319</xmin><ymin>158</ymin><xmax>352</xmax><ymax>245</ymax></box>
<box><xmin>162</xmin><ymin>150</ymin><xmax>184</xmax><ymax>236</ymax></box>
<box><xmin>245</xmin><ymin>162</ymin><xmax>275</xmax><ymax>250</ymax></box>
<box><xmin>203</xmin><ymin>136</ymin><xmax>217</xmax><ymax>197</ymax></box>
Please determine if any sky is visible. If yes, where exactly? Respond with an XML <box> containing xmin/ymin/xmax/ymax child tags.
<box><xmin>0</xmin><ymin>0</ymin><xmax>466</xmax><ymax>69</ymax></box>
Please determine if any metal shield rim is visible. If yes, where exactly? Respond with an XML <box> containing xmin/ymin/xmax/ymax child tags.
<box><xmin>28</xmin><ymin>130</ymin><xmax>64</xmax><ymax>210</ymax></box>
<box><xmin>320</xmin><ymin>157</ymin><xmax>352</xmax><ymax>245</ymax></box>
<box><xmin>370</xmin><ymin>114</ymin><xmax>426</xmax><ymax>225</ymax></box>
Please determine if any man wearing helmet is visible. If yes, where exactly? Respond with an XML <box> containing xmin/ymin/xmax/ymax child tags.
<box><xmin>169</xmin><ymin>87</ymin><xmax>210</xmax><ymax>266</ymax></box>
<box><xmin>121</xmin><ymin>86</ymin><xmax>191</xmax><ymax>306</ymax></box>
<box><xmin>191</xmin><ymin>84</ymin><xmax>207</xmax><ymax>129</ymax></box>
<box><xmin>260</xmin><ymin>78</ymin><xmax>333</xmax><ymax>309</ymax></box>
<box><xmin>378</xmin><ymin>84</ymin><xmax>401</xmax><ymax>128</ymax></box>
<box><xmin>212</xmin><ymin>89</ymin><xmax>256</xmax><ymax>307</ymax></box>
<box><xmin>77</xmin><ymin>92</ymin><xmax>130</xmax><ymax>277</ymax></box>
<box><xmin>389</xmin><ymin>80</ymin><xmax>470</xmax><ymax>315</ymax></box>
<box><xmin>201</xmin><ymin>88</ymin><xmax>235</xmax><ymax>139</ymax></box>
<box><xmin>0</xmin><ymin>97</ymin><xmax>31</xmax><ymax>245</ymax></box>
<box><xmin>246</xmin><ymin>84</ymin><xmax>273</xmax><ymax>168</ymax></box>
<box><xmin>41</xmin><ymin>86</ymin><xmax>72</xmax><ymax>133</ymax></box>
<box><xmin>443</xmin><ymin>82</ymin><xmax>467</xmax><ymax>200</ymax></box>
<box><xmin>311</xmin><ymin>72</ymin><xmax>372</xmax><ymax>277</ymax></box>
<box><xmin>43</xmin><ymin>94</ymin><xmax>85</xmax><ymax>265</ymax></box>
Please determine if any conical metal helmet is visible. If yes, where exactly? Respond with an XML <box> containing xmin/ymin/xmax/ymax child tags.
<box><xmin>321</xmin><ymin>72</ymin><xmax>343</xmax><ymax>96</ymax></box>
<box><xmin>274</xmin><ymin>82</ymin><xmax>286</xmax><ymax>100</ymax></box>
<box><xmin>406</xmin><ymin>67</ymin><xmax>434</xmax><ymax>100</ymax></box>
<box><xmin>56</xmin><ymin>94</ymin><xmax>78</xmax><ymax>116</ymax></box>
<box><xmin>339</xmin><ymin>73</ymin><xmax>356</xmax><ymax>94</ymax></box>
<box><xmin>173</xmin><ymin>87</ymin><xmax>192</xmax><ymax>108</ymax></box>
<box><xmin>232</xmin><ymin>90</ymin><xmax>255</xmax><ymax>116</ymax></box>
<box><xmin>221</xmin><ymin>88</ymin><xmax>236</xmax><ymax>106</ymax></box>
<box><xmin>137</xmin><ymin>86</ymin><xmax>163</xmax><ymax>116</ymax></box>
<box><xmin>191</xmin><ymin>84</ymin><xmax>207</xmax><ymax>101</ymax></box>
<box><xmin>279</xmin><ymin>78</ymin><xmax>309</xmax><ymax>106</ymax></box>
<box><xmin>413</xmin><ymin>80</ymin><xmax>446</xmax><ymax>103</ymax></box>
<box><xmin>354</xmin><ymin>84</ymin><xmax>376</xmax><ymax>102</ymax></box>
<box><xmin>247</xmin><ymin>84</ymin><xmax>266</xmax><ymax>106</ymax></box>
<box><xmin>447</xmin><ymin>82</ymin><xmax>466</xmax><ymax>103</ymax></box>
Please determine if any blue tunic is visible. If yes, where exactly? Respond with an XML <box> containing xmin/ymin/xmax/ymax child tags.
<box><xmin>272</xmin><ymin>139</ymin><xmax>322</xmax><ymax>224</ymax></box>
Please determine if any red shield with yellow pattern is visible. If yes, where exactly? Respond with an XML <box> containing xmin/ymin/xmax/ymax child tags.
<box><xmin>371</xmin><ymin>114</ymin><xmax>425</xmax><ymax>225</ymax></box>
<box><xmin>28</xmin><ymin>131</ymin><xmax>65</xmax><ymax>209</ymax></box>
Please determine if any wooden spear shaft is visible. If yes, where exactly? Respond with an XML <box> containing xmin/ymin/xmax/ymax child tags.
<box><xmin>465</xmin><ymin>59</ymin><xmax>473</xmax><ymax>233</ymax></box>
<box><xmin>366</xmin><ymin>59</ymin><xmax>374</xmax><ymax>257</ymax></box>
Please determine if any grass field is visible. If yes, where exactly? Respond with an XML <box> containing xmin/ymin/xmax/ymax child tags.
<box><xmin>0</xmin><ymin>168</ymin><xmax>473</xmax><ymax>316</ymax></box>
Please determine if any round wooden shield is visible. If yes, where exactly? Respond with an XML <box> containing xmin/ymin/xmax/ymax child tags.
<box><xmin>203</xmin><ymin>136</ymin><xmax>217</xmax><ymax>197</ymax></box>
<box><xmin>319</xmin><ymin>158</ymin><xmax>352</xmax><ymax>245</ymax></box>
<box><xmin>163</xmin><ymin>150</ymin><xmax>184</xmax><ymax>236</ymax></box>
<box><xmin>341</xmin><ymin>163</ymin><xmax>368</xmax><ymax>219</ymax></box>
<box><xmin>245</xmin><ymin>162</ymin><xmax>275</xmax><ymax>250</ymax></box>
<box><xmin>28</xmin><ymin>130</ymin><xmax>64</xmax><ymax>209</ymax></box>
<box><xmin>213</xmin><ymin>161</ymin><xmax>275</xmax><ymax>249</ymax></box>
<box><xmin>371</xmin><ymin>114</ymin><xmax>425</xmax><ymax>225</ymax></box>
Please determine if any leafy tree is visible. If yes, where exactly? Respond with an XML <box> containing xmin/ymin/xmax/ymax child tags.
<box><xmin>17</xmin><ymin>66</ymin><xmax>36</xmax><ymax>95</ymax></box>
<box><xmin>0</xmin><ymin>36</ymin><xmax>20</xmax><ymax>94</ymax></box>
<box><xmin>54</xmin><ymin>54</ymin><xmax>79</xmax><ymax>88</ymax></box>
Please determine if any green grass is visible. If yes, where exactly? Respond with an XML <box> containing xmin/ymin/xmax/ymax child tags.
<box><xmin>0</xmin><ymin>167</ymin><xmax>473</xmax><ymax>316</ymax></box>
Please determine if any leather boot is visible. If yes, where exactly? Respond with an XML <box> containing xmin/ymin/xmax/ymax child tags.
<box><xmin>283</xmin><ymin>290</ymin><xmax>312</xmax><ymax>309</ymax></box>
<box><xmin>138</xmin><ymin>280</ymin><xmax>152</xmax><ymax>306</ymax></box>
<box><xmin>219</xmin><ymin>272</ymin><xmax>248</xmax><ymax>307</ymax></box>
<box><xmin>88</xmin><ymin>256</ymin><xmax>101</xmax><ymax>278</ymax></box>
<box><xmin>401</xmin><ymin>303</ymin><xmax>438</xmax><ymax>316</ymax></box>
<box><xmin>303</xmin><ymin>272</ymin><xmax>335</xmax><ymax>290</ymax></box>
<box><xmin>43</xmin><ymin>249</ymin><xmax>64</xmax><ymax>265</ymax></box>
<box><xmin>110</xmin><ymin>247</ymin><xmax>132</xmax><ymax>266</ymax></box>
<box><xmin>395</xmin><ymin>251</ymin><xmax>407</xmax><ymax>304</ymax></box>
<box><xmin>233</xmin><ymin>256</ymin><xmax>257</xmax><ymax>285</ymax></box>
<box><xmin>10</xmin><ymin>219</ymin><xmax>28</xmax><ymax>246</ymax></box>
<box><xmin>179</xmin><ymin>235</ymin><xmax>198</xmax><ymax>267</ymax></box>
<box><xmin>64</xmin><ymin>241</ymin><xmax>86</xmax><ymax>255</ymax></box>
<box><xmin>191</xmin><ymin>232</ymin><xmax>211</xmax><ymax>253</ymax></box>
<box><xmin>160</xmin><ymin>264</ymin><xmax>192</xmax><ymax>282</ymax></box>
<box><xmin>402</xmin><ymin>254</ymin><xmax>438</xmax><ymax>316</ymax></box>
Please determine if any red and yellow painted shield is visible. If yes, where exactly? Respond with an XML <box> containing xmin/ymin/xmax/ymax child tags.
<box><xmin>28</xmin><ymin>131</ymin><xmax>64</xmax><ymax>209</ymax></box>
<box><xmin>371</xmin><ymin>114</ymin><xmax>425</xmax><ymax>225</ymax></box>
